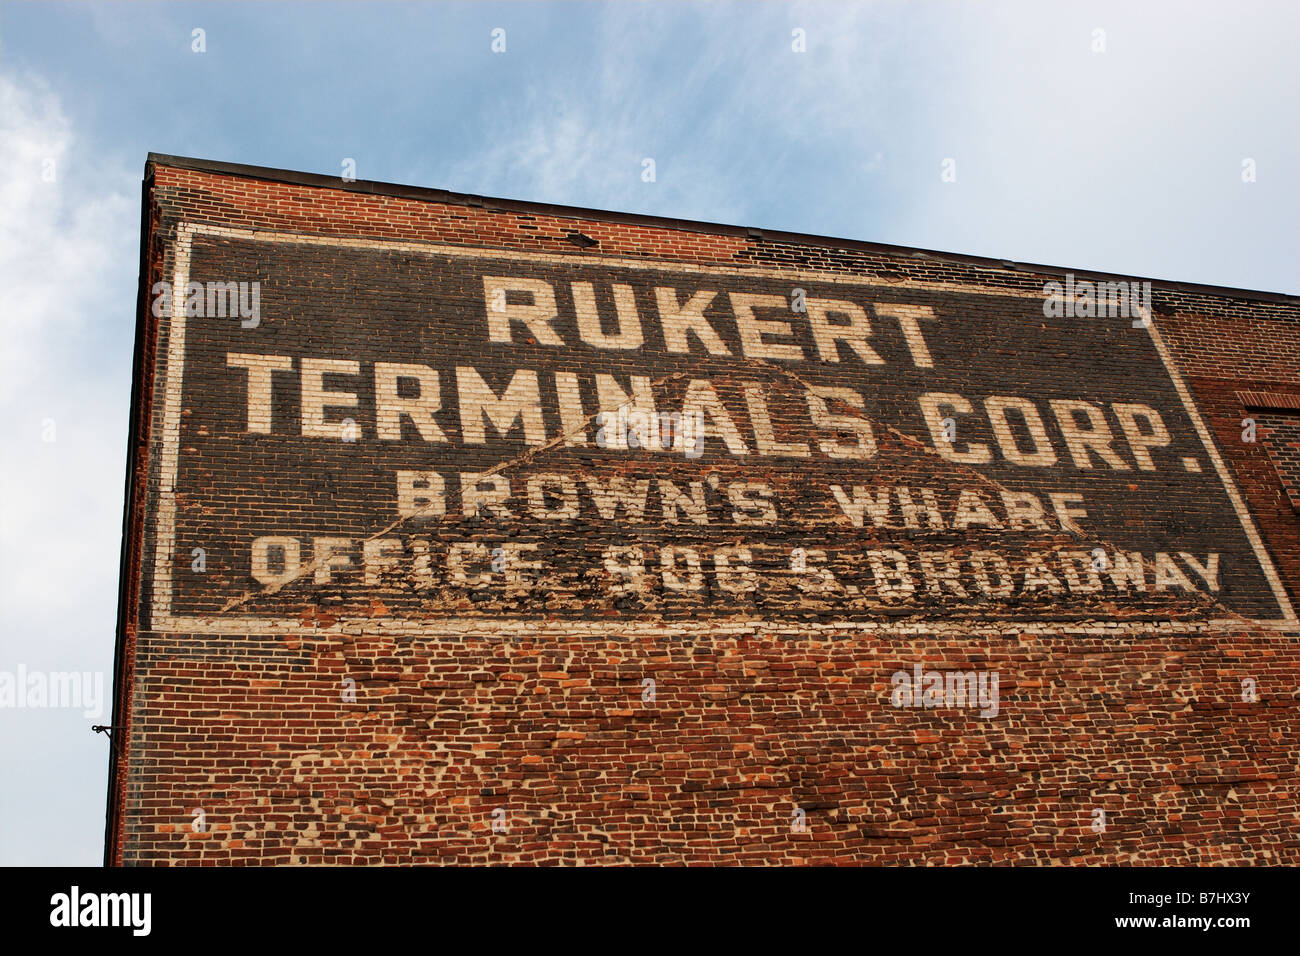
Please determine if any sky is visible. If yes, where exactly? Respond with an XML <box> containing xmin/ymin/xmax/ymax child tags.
<box><xmin>1</xmin><ymin>0</ymin><xmax>1296</xmax><ymax>867</ymax></box>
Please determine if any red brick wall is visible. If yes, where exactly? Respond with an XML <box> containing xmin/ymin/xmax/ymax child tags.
<box><xmin>107</xmin><ymin>158</ymin><xmax>1300</xmax><ymax>865</ymax></box>
<box><xmin>1257</xmin><ymin>412</ymin><xmax>1300</xmax><ymax>511</ymax></box>
<box><xmin>1159</xmin><ymin>304</ymin><xmax>1300</xmax><ymax>614</ymax></box>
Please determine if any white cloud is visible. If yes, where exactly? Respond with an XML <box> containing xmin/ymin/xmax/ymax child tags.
<box><xmin>0</xmin><ymin>72</ymin><xmax>138</xmax><ymax>865</ymax></box>
<box><xmin>443</xmin><ymin>1</ymin><xmax>1297</xmax><ymax>291</ymax></box>
<box><xmin>898</xmin><ymin>0</ymin><xmax>1300</xmax><ymax>290</ymax></box>
<box><xmin>438</xmin><ymin>2</ymin><xmax>911</xmax><ymax>226</ymax></box>
<box><xmin>0</xmin><ymin>74</ymin><xmax>136</xmax><ymax>400</ymax></box>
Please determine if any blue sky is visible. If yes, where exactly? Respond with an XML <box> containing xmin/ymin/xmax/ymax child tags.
<box><xmin>1</xmin><ymin>0</ymin><xmax>1297</xmax><ymax>866</ymax></box>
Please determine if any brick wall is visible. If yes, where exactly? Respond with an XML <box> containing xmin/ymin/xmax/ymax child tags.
<box><xmin>1257</xmin><ymin>412</ymin><xmax>1300</xmax><ymax>511</ymax></box>
<box><xmin>106</xmin><ymin>156</ymin><xmax>1300</xmax><ymax>865</ymax></box>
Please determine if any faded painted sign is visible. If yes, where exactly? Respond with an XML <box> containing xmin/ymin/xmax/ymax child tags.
<box><xmin>149</xmin><ymin>224</ymin><xmax>1293</xmax><ymax>629</ymax></box>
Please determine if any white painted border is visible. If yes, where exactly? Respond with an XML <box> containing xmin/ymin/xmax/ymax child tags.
<box><xmin>1142</xmin><ymin>316</ymin><xmax>1295</xmax><ymax>621</ymax></box>
<box><xmin>147</xmin><ymin>222</ymin><xmax>1296</xmax><ymax>634</ymax></box>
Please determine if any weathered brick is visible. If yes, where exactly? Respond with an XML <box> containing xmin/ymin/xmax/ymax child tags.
<box><xmin>105</xmin><ymin>154</ymin><xmax>1300</xmax><ymax>866</ymax></box>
